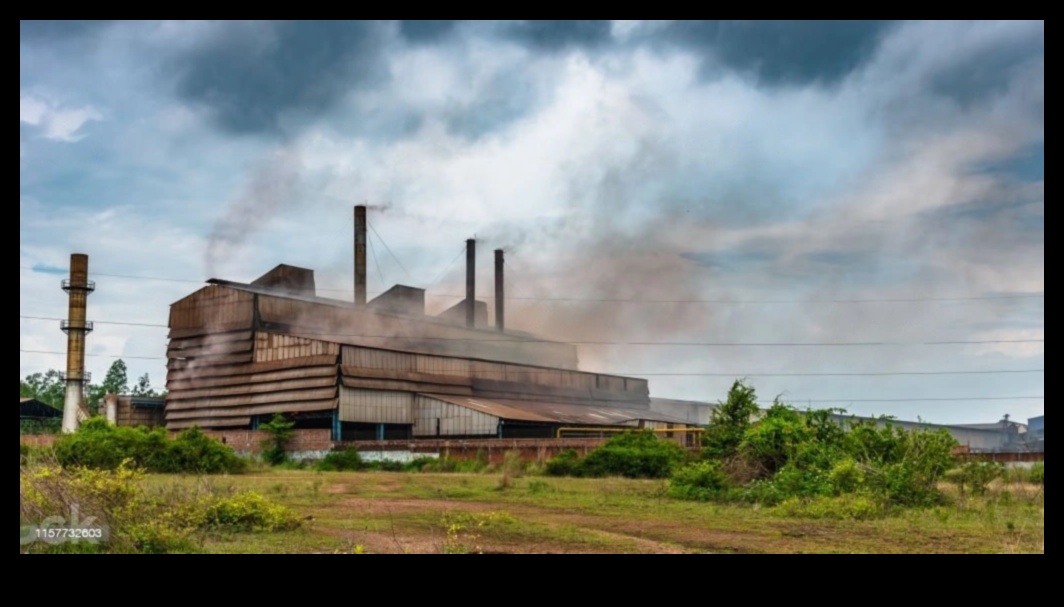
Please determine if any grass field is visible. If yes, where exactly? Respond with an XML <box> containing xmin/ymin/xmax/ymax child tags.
<box><xmin>144</xmin><ymin>472</ymin><xmax>1044</xmax><ymax>554</ymax></box>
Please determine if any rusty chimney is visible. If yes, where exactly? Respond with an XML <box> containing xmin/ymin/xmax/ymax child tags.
<box><xmin>355</xmin><ymin>206</ymin><xmax>367</xmax><ymax>307</ymax></box>
<box><xmin>61</xmin><ymin>253</ymin><xmax>94</xmax><ymax>434</ymax></box>
<box><xmin>466</xmin><ymin>239</ymin><xmax>476</xmax><ymax>328</ymax></box>
<box><xmin>495</xmin><ymin>249</ymin><xmax>505</xmax><ymax>333</ymax></box>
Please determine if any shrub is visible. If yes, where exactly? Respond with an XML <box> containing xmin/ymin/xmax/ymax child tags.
<box><xmin>545</xmin><ymin>433</ymin><xmax>687</xmax><ymax>480</ymax></box>
<box><xmin>52</xmin><ymin>419</ymin><xmax>246</xmax><ymax>475</ymax></box>
<box><xmin>579</xmin><ymin>432</ymin><xmax>687</xmax><ymax>479</ymax></box>
<box><xmin>829</xmin><ymin>460</ymin><xmax>865</xmax><ymax>495</ymax></box>
<box><xmin>317</xmin><ymin>448</ymin><xmax>366</xmax><ymax>472</ymax></box>
<box><xmin>20</xmin><ymin>443</ymin><xmax>30</xmax><ymax>464</ymax></box>
<box><xmin>20</xmin><ymin>463</ymin><xmax>299</xmax><ymax>554</ymax></box>
<box><xmin>776</xmin><ymin>494</ymin><xmax>886</xmax><ymax>521</ymax></box>
<box><xmin>948</xmin><ymin>462</ymin><xmax>1004</xmax><ymax>496</ymax></box>
<box><xmin>544</xmin><ymin>450</ymin><xmax>583</xmax><ymax>478</ymax></box>
<box><xmin>203</xmin><ymin>493</ymin><xmax>302</xmax><ymax>533</ymax></box>
<box><xmin>1030</xmin><ymin>463</ymin><xmax>1044</xmax><ymax>486</ymax></box>
<box><xmin>259</xmin><ymin>414</ymin><xmax>295</xmax><ymax>467</ymax></box>
<box><xmin>668</xmin><ymin>462</ymin><xmax>730</xmax><ymax>502</ymax></box>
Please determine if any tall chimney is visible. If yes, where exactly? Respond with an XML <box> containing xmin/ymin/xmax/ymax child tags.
<box><xmin>495</xmin><ymin>249</ymin><xmax>505</xmax><ymax>333</ymax></box>
<box><xmin>61</xmin><ymin>254</ymin><xmax>94</xmax><ymax>434</ymax></box>
<box><xmin>466</xmin><ymin>239</ymin><xmax>476</xmax><ymax>328</ymax></box>
<box><xmin>355</xmin><ymin>206</ymin><xmax>367</xmax><ymax>307</ymax></box>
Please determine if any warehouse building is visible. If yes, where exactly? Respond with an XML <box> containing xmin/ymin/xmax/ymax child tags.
<box><xmin>163</xmin><ymin>207</ymin><xmax>694</xmax><ymax>441</ymax></box>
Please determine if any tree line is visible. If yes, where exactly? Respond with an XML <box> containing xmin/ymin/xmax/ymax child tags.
<box><xmin>20</xmin><ymin>359</ymin><xmax>164</xmax><ymax>414</ymax></box>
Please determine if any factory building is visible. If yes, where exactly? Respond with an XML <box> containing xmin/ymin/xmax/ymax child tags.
<box><xmin>163</xmin><ymin>207</ymin><xmax>693</xmax><ymax>441</ymax></box>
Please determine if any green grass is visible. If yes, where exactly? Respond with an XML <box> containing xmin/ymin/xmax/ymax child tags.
<box><xmin>137</xmin><ymin>471</ymin><xmax>1043</xmax><ymax>554</ymax></box>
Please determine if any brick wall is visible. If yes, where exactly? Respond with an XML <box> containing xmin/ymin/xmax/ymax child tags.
<box><xmin>342</xmin><ymin>438</ymin><xmax>609</xmax><ymax>464</ymax></box>
<box><xmin>20</xmin><ymin>435</ymin><xmax>57</xmax><ymax>448</ymax></box>
<box><xmin>179</xmin><ymin>429</ymin><xmax>334</xmax><ymax>455</ymax></box>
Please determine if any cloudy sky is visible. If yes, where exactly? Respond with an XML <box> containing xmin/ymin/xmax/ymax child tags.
<box><xmin>19</xmin><ymin>20</ymin><xmax>1043</xmax><ymax>424</ymax></box>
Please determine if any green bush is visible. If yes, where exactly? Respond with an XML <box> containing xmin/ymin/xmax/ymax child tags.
<box><xmin>544</xmin><ymin>433</ymin><xmax>688</xmax><ymax>480</ymax></box>
<box><xmin>948</xmin><ymin>462</ymin><xmax>1003</xmax><ymax>496</ymax></box>
<box><xmin>203</xmin><ymin>493</ymin><xmax>302</xmax><ymax>533</ymax></box>
<box><xmin>775</xmin><ymin>494</ymin><xmax>886</xmax><ymax>521</ymax></box>
<box><xmin>1029</xmin><ymin>463</ymin><xmax>1044</xmax><ymax>486</ymax></box>
<box><xmin>544</xmin><ymin>450</ymin><xmax>583</xmax><ymax>478</ymax></box>
<box><xmin>259</xmin><ymin>414</ymin><xmax>295</xmax><ymax>467</ymax></box>
<box><xmin>414</xmin><ymin>456</ymin><xmax>488</xmax><ymax>474</ymax></box>
<box><xmin>668</xmin><ymin>462</ymin><xmax>730</xmax><ymax>501</ymax></box>
<box><xmin>53</xmin><ymin>419</ymin><xmax>246</xmax><ymax>474</ymax></box>
<box><xmin>317</xmin><ymin>448</ymin><xmax>366</xmax><ymax>472</ymax></box>
<box><xmin>21</xmin><ymin>463</ymin><xmax>298</xmax><ymax>554</ymax></box>
<box><xmin>829</xmin><ymin>459</ymin><xmax>866</xmax><ymax>495</ymax></box>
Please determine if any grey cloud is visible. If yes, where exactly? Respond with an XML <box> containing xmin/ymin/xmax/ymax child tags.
<box><xmin>662</xmin><ymin>20</ymin><xmax>898</xmax><ymax>86</ymax></box>
<box><xmin>20</xmin><ymin>20</ymin><xmax>114</xmax><ymax>41</ymax></box>
<box><xmin>172</xmin><ymin>20</ymin><xmax>388</xmax><ymax>137</ymax></box>
<box><xmin>399</xmin><ymin>20</ymin><xmax>459</xmax><ymax>44</ymax></box>
<box><xmin>929</xmin><ymin>33</ymin><xmax>1043</xmax><ymax>107</ymax></box>
<box><xmin>504</xmin><ymin>20</ymin><xmax>613</xmax><ymax>50</ymax></box>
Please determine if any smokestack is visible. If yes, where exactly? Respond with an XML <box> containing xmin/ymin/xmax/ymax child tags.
<box><xmin>355</xmin><ymin>206</ymin><xmax>367</xmax><ymax>307</ymax></box>
<box><xmin>61</xmin><ymin>254</ymin><xmax>94</xmax><ymax>434</ymax></box>
<box><xmin>466</xmin><ymin>239</ymin><xmax>476</xmax><ymax>328</ymax></box>
<box><xmin>104</xmin><ymin>394</ymin><xmax>118</xmax><ymax>426</ymax></box>
<box><xmin>495</xmin><ymin>249</ymin><xmax>505</xmax><ymax>333</ymax></box>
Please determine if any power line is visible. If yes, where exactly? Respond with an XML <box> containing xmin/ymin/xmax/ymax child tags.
<box><xmin>15</xmin><ymin>349</ymin><xmax>1043</xmax><ymax>378</ymax></box>
<box><xmin>367</xmin><ymin>222</ymin><xmax>412</xmax><ymax>282</ymax></box>
<box><xmin>19</xmin><ymin>349</ymin><xmax>165</xmax><ymax>361</ymax></box>
<box><xmin>20</xmin><ymin>266</ymin><xmax>1044</xmax><ymax>305</ymax></box>
<box><xmin>17</xmin><ymin>316</ymin><xmax>1044</xmax><ymax>347</ymax></box>
<box><xmin>367</xmin><ymin>229</ymin><xmax>386</xmax><ymax>287</ymax></box>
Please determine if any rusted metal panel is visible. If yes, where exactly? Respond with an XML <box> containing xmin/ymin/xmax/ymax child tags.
<box><xmin>166</xmin><ymin>388</ymin><xmax>338</xmax><ymax>412</ymax></box>
<box><xmin>414</xmin><ymin>395</ymin><xmax>499</xmax><ymax>437</ymax></box>
<box><xmin>167</xmin><ymin>377</ymin><xmax>339</xmax><ymax>401</ymax></box>
<box><xmin>420</xmin><ymin>394</ymin><xmax>691</xmax><ymax>427</ymax></box>
<box><xmin>342</xmin><ymin>346</ymin><xmax>417</xmax><ymax>372</ymax></box>
<box><xmin>167</xmin><ymin>366</ymin><xmax>336</xmax><ymax>392</ymax></box>
<box><xmin>168</xmin><ymin>331</ymin><xmax>253</xmax><ymax>351</ymax></box>
<box><xmin>167</xmin><ymin>340</ymin><xmax>253</xmax><ymax>359</ymax></box>
<box><xmin>339</xmin><ymin>388</ymin><xmax>414</xmax><ymax>424</ymax></box>
<box><xmin>255</xmin><ymin>332</ymin><xmax>340</xmax><ymax>363</ymax></box>
<box><xmin>166</xmin><ymin>355</ymin><xmax>338</xmax><ymax>383</ymax></box>
<box><xmin>340</xmin><ymin>366</ymin><xmax>472</xmax><ymax>387</ymax></box>
<box><xmin>169</xmin><ymin>285</ymin><xmax>254</xmax><ymax>332</ymax></box>
<box><xmin>166</xmin><ymin>401</ymin><xmax>336</xmax><ymax>421</ymax></box>
<box><xmin>167</xmin><ymin>417</ymin><xmax>252</xmax><ymax>430</ymax></box>
<box><xmin>340</xmin><ymin>376</ymin><xmax>474</xmax><ymax>397</ymax></box>
<box><xmin>415</xmin><ymin>354</ymin><xmax>470</xmax><ymax>378</ymax></box>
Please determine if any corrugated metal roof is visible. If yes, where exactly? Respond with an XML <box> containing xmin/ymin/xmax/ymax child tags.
<box><xmin>420</xmin><ymin>394</ymin><xmax>693</xmax><ymax>427</ymax></box>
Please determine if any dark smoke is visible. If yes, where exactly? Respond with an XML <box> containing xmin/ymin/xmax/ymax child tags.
<box><xmin>204</xmin><ymin>148</ymin><xmax>303</xmax><ymax>278</ymax></box>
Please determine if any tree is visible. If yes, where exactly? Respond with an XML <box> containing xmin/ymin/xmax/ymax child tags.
<box><xmin>702</xmin><ymin>380</ymin><xmax>763</xmax><ymax>460</ymax></box>
<box><xmin>102</xmin><ymin>359</ymin><xmax>129</xmax><ymax>396</ymax></box>
<box><xmin>22</xmin><ymin>371</ymin><xmax>65</xmax><ymax>409</ymax></box>
<box><xmin>260</xmin><ymin>414</ymin><xmax>296</xmax><ymax>466</ymax></box>
<box><xmin>20</xmin><ymin>381</ymin><xmax>32</xmax><ymax>399</ymax></box>
<box><xmin>132</xmin><ymin>373</ymin><xmax>159</xmax><ymax>398</ymax></box>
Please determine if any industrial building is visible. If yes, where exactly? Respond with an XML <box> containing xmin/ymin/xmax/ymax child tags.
<box><xmin>162</xmin><ymin>207</ymin><xmax>695</xmax><ymax>442</ymax></box>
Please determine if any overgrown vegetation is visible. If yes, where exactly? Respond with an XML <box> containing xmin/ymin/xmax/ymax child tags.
<box><xmin>947</xmin><ymin>462</ymin><xmax>1004</xmax><ymax>496</ymax></box>
<box><xmin>20</xmin><ymin>462</ymin><xmax>299</xmax><ymax>554</ymax></box>
<box><xmin>1030</xmin><ymin>463</ymin><xmax>1044</xmax><ymax>485</ymax></box>
<box><xmin>21</xmin><ymin>419</ymin><xmax>61</xmax><ymax>436</ymax></box>
<box><xmin>663</xmin><ymin>382</ymin><xmax>959</xmax><ymax>514</ymax></box>
<box><xmin>545</xmin><ymin>432</ymin><xmax>688</xmax><ymax>479</ymax></box>
<box><xmin>53</xmin><ymin>419</ymin><xmax>246</xmax><ymax>475</ymax></box>
<box><xmin>259</xmin><ymin>414</ymin><xmax>296</xmax><ymax>467</ymax></box>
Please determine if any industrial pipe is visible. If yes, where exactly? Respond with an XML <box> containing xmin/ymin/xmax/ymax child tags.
<box><xmin>355</xmin><ymin>206</ymin><xmax>368</xmax><ymax>307</ymax></box>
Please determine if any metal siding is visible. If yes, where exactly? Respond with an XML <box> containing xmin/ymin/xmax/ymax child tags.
<box><xmin>414</xmin><ymin>395</ymin><xmax>498</xmax><ymax>437</ymax></box>
<box><xmin>342</xmin><ymin>346</ymin><xmax>417</xmax><ymax>372</ymax></box>
<box><xmin>415</xmin><ymin>355</ymin><xmax>470</xmax><ymax>377</ymax></box>
<box><xmin>339</xmin><ymin>388</ymin><xmax>414</xmax><ymax>424</ymax></box>
<box><xmin>169</xmin><ymin>286</ymin><xmax>254</xmax><ymax>332</ymax></box>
